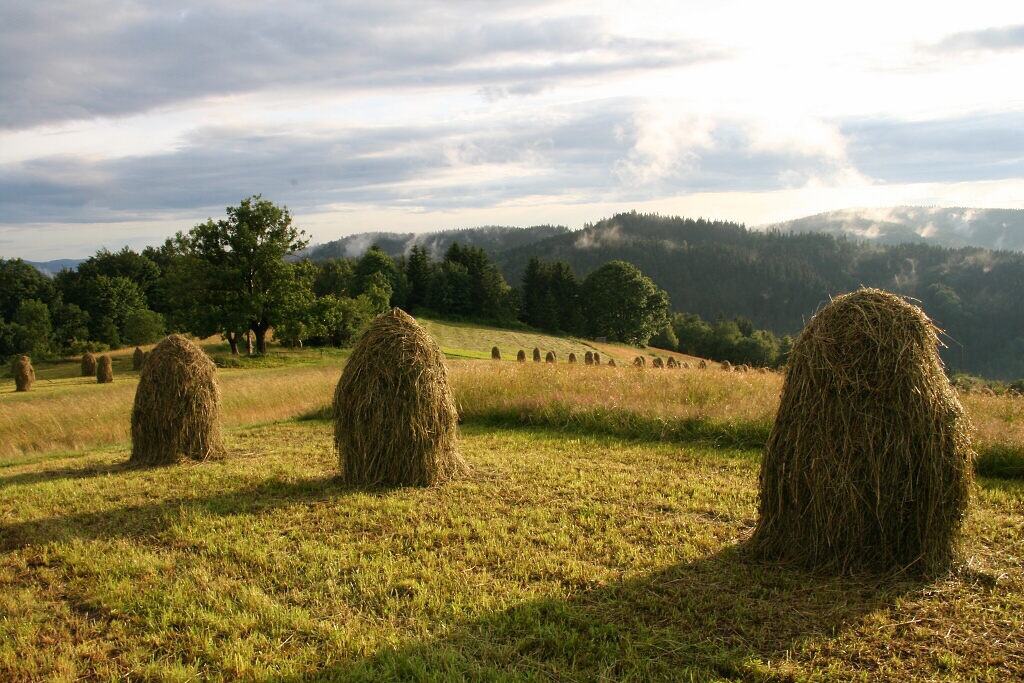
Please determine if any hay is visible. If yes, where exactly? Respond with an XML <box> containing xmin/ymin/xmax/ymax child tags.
<box><xmin>607</xmin><ymin>358</ymin><xmax>616</xmax><ymax>367</ymax></box>
<box><xmin>666</xmin><ymin>357</ymin><xmax>678</xmax><ymax>368</ymax></box>
<box><xmin>96</xmin><ymin>355</ymin><xmax>114</xmax><ymax>383</ymax></box>
<box><xmin>720</xmin><ymin>360</ymin><xmax>732</xmax><ymax>371</ymax></box>
<box><xmin>130</xmin><ymin>334</ymin><xmax>224</xmax><ymax>465</ymax></box>
<box><xmin>491</xmin><ymin>346</ymin><xmax>501</xmax><ymax>361</ymax></box>
<box><xmin>759</xmin><ymin>367</ymin><xmax>770</xmax><ymax>374</ymax></box>
<box><xmin>568</xmin><ymin>352</ymin><xmax>577</xmax><ymax>364</ymax></box>
<box><xmin>682</xmin><ymin>362</ymin><xmax>690</xmax><ymax>369</ymax></box>
<box><xmin>747</xmin><ymin>288</ymin><xmax>974</xmax><ymax>576</ymax></box>
<box><xmin>633</xmin><ymin>356</ymin><xmax>644</xmax><ymax>368</ymax></box>
<box><xmin>132</xmin><ymin>347</ymin><xmax>145</xmax><ymax>370</ymax></box>
<box><xmin>593</xmin><ymin>353</ymin><xmax>600</xmax><ymax>365</ymax></box>
<box><xmin>517</xmin><ymin>350</ymin><xmax>526</xmax><ymax>363</ymax></box>
<box><xmin>545</xmin><ymin>351</ymin><xmax>556</xmax><ymax>363</ymax></box>
<box><xmin>533</xmin><ymin>347</ymin><xmax>541</xmax><ymax>362</ymax></box>
<box><xmin>652</xmin><ymin>357</ymin><xmax>665</xmax><ymax>368</ymax></box>
<box><xmin>584</xmin><ymin>351</ymin><xmax>594</xmax><ymax>365</ymax></box>
<box><xmin>13</xmin><ymin>356</ymin><xmax>34</xmax><ymax>392</ymax></box>
<box><xmin>698</xmin><ymin>359</ymin><xmax>707</xmax><ymax>369</ymax></box>
<box><xmin>333</xmin><ymin>308</ymin><xmax>466</xmax><ymax>488</ymax></box>
<box><xmin>81</xmin><ymin>352</ymin><xmax>97</xmax><ymax>377</ymax></box>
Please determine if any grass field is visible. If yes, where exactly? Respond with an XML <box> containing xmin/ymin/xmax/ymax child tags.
<box><xmin>1</xmin><ymin>321</ymin><xmax>1022</xmax><ymax>680</ymax></box>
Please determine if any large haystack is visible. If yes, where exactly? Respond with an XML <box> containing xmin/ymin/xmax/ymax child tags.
<box><xmin>517</xmin><ymin>350</ymin><xmax>526</xmax><ymax>363</ymax></box>
<box><xmin>333</xmin><ymin>308</ymin><xmax>466</xmax><ymax>487</ymax></box>
<box><xmin>81</xmin><ymin>352</ymin><xmax>97</xmax><ymax>377</ymax></box>
<box><xmin>491</xmin><ymin>346</ymin><xmax>501</xmax><ymax>360</ymax></box>
<box><xmin>96</xmin><ymin>355</ymin><xmax>114</xmax><ymax>383</ymax></box>
<box><xmin>14</xmin><ymin>356</ymin><xmax>34</xmax><ymax>392</ymax></box>
<box><xmin>533</xmin><ymin>347</ymin><xmax>541</xmax><ymax>362</ymax></box>
<box><xmin>132</xmin><ymin>347</ymin><xmax>145</xmax><ymax>370</ymax></box>
<box><xmin>130</xmin><ymin>334</ymin><xmax>224</xmax><ymax>465</ymax></box>
<box><xmin>748</xmin><ymin>288</ymin><xmax>974</xmax><ymax>576</ymax></box>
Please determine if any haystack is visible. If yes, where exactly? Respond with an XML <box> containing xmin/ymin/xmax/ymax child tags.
<box><xmin>491</xmin><ymin>346</ymin><xmax>501</xmax><ymax>360</ymax></box>
<box><xmin>14</xmin><ymin>356</ymin><xmax>34</xmax><ymax>392</ymax></box>
<box><xmin>96</xmin><ymin>355</ymin><xmax>114</xmax><ymax>383</ymax></box>
<box><xmin>81</xmin><ymin>352</ymin><xmax>97</xmax><ymax>377</ymax></box>
<box><xmin>545</xmin><ymin>351</ymin><xmax>556</xmax><ymax>363</ymax></box>
<box><xmin>607</xmin><ymin>358</ymin><xmax>616</xmax><ymax>367</ymax></box>
<box><xmin>593</xmin><ymin>353</ymin><xmax>600</xmax><ymax>365</ymax></box>
<box><xmin>666</xmin><ymin>357</ymin><xmax>678</xmax><ymax>368</ymax></box>
<box><xmin>132</xmin><ymin>347</ymin><xmax>145</xmax><ymax>370</ymax></box>
<box><xmin>333</xmin><ymin>308</ymin><xmax>466</xmax><ymax>487</ymax></box>
<box><xmin>130</xmin><ymin>334</ymin><xmax>224</xmax><ymax>465</ymax></box>
<box><xmin>720</xmin><ymin>360</ymin><xmax>732</xmax><ymax>371</ymax></box>
<box><xmin>533</xmin><ymin>348</ymin><xmax>541</xmax><ymax>362</ymax></box>
<box><xmin>698</xmin><ymin>359</ymin><xmax>707</xmax><ymax>369</ymax></box>
<box><xmin>568</xmin><ymin>353</ymin><xmax>577</xmax><ymax>364</ymax></box>
<box><xmin>584</xmin><ymin>351</ymin><xmax>594</xmax><ymax>365</ymax></box>
<box><xmin>517</xmin><ymin>350</ymin><xmax>526</xmax><ymax>362</ymax></box>
<box><xmin>747</xmin><ymin>288</ymin><xmax>974</xmax><ymax>576</ymax></box>
<box><xmin>682</xmin><ymin>362</ymin><xmax>690</xmax><ymax>369</ymax></box>
<box><xmin>633</xmin><ymin>356</ymin><xmax>644</xmax><ymax>368</ymax></box>
<box><xmin>652</xmin><ymin>357</ymin><xmax>665</xmax><ymax>368</ymax></box>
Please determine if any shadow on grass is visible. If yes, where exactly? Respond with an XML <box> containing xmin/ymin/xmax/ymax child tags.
<box><xmin>285</xmin><ymin>546</ymin><xmax>916</xmax><ymax>681</ymax></box>
<box><xmin>0</xmin><ymin>460</ymin><xmax>134</xmax><ymax>490</ymax></box>
<box><xmin>0</xmin><ymin>474</ymin><xmax>381</xmax><ymax>553</ymax></box>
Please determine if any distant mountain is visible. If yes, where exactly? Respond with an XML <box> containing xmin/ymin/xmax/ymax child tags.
<box><xmin>761</xmin><ymin>207</ymin><xmax>1024</xmax><ymax>252</ymax></box>
<box><xmin>27</xmin><ymin>259</ymin><xmax>83</xmax><ymax>277</ymax></box>
<box><xmin>303</xmin><ymin>224</ymin><xmax>570</xmax><ymax>262</ymax></box>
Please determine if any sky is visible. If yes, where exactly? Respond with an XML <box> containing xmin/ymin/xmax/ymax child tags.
<box><xmin>2</xmin><ymin>1</ymin><xmax>1023</xmax><ymax>260</ymax></box>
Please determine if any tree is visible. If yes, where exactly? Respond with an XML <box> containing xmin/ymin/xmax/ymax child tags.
<box><xmin>11</xmin><ymin>299</ymin><xmax>55</xmax><ymax>358</ymax></box>
<box><xmin>313</xmin><ymin>258</ymin><xmax>355</xmax><ymax>299</ymax></box>
<box><xmin>580</xmin><ymin>261</ymin><xmax>669</xmax><ymax>346</ymax></box>
<box><xmin>171</xmin><ymin>195</ymin><xmax>311</xmax><ymax>354</ymax></box>
<box><xmin>405</xmin><ymin>245</ymin><xmax>434</xmax><ymax>310</ymax></box>
<box><xmin>0</xmin><ymin>259</ymin><xmax>53</xmax><ymax>323</ymax></box>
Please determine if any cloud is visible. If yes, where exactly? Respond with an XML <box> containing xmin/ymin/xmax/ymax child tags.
<box><xmin>0</xmin><ymin>1</ymin><xmax>721</xmax><ymax>130</ymax></box>
<box><xmin>931</xmin><ymin>24</ymin><xmax>1024</xmax><ymax>54</ymax></box>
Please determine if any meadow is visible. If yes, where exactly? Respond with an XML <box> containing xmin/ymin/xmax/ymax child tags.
<box><xmin>1</xmin><ymin>320</ymin><xmax>1022</xmax><ymax>681</ymax></box>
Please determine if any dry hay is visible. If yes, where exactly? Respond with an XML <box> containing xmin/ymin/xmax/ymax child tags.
<box><xmin>545</xmin><ymin>350</ymin><xmax>556</xmax><ymax>363</ymax></box>
<box><xmin>568</xmin><ymin>352</ymin><xmax>577</xmax><ymax>364</ymax></box>
<box><xmin>132</xmin><ymin>346</ymin><xmax>145</xmax><ymax>370</ymax></box>
<box><xmin>720</xmin><ymin>360</ymin><xmax>732</xmax><ymax>371</ymax></box>
<box><xmin>607</xmin><ymin>358</ymin><xmax>616</xmax><ymax>367</ymax></box>
<box><xmin>533</xmin><ymin>347</ymin><xmax>541</xmax><ymax>362</ymax></box>
<box><xmin>747</xmin><ymin>288</ymin><xmax>974</xmax><ymax>576</ymax></box>
<box><xmin>96</xmin><ymin>355</ymin><xmax>114</xmax><ymax>383</ymax></box>
<box><xmin>666</xmin><ymin>357</ymin><xmax>678</xmax><ymax>369</ymax></box>
<box><xmin>758</xmin><ymin>367</ymin><xmax>770</xmax><ymax>374</ymax></box>
<box><xmin>593</xmin><ymin>352</ymin><xmax>601</xmax><ymax>365</ymax></box>
<box><xmin>130</xmin><ymin>334</ymin><xmax>224</xmax><ymax>465</ymax></box>
<box><xmin>652</xmin><ymin>357</ymin><xmax>665</xmax><ymax>368</ymax></box>
<box><xmin>633</xmin><ymin>356</ymin><xmax>644</xmax><ymax>368</ymax></box>
<box><xmin>491</xmin><ymin>346</ymin><xmax>501</xmax><ymax>360</ymax></box>
<box><xmin>81</xmin><ymin>352</ymin><xmax>97</xmax><ymax>377</ymax></box>
<box><xmin>14</xmin><ymin>355</ymin><xmax>34</xmax><ymax>392</ymax></box>
<box><xmin>516</xmin><ymin>349</ymin><xmax>526</xmax><ymax>362</ymax></box>
<box><xmin>697</xmin><ymin>359</ymin><xmax>707</xmax><ymax>369</ymax></box>
<box><xmin>738</xmin><ymin>364</ymin><xmax>750</xmax><ymax>373</ymax></box>
<box><xmin>584</xmin><ymin>351</ymin><xmax>594</xmax><ymax>365</ymax></box>
<box><xmin>682</xmin><ymin>361</ymin><xmax>691</xmax><ymax>369</ymax></box>
<box><xmin>333</xmin><ymin>308</ymin><xmax>466</xmax><ymax>488</ymax></box>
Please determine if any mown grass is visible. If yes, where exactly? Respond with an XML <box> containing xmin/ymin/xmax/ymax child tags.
<box><xmin>1</xmin><ymin>421</ymin><xmax>1021</xmax><ymax>681</ymax></box>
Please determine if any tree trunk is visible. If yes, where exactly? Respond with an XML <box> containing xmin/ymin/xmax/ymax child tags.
<box><xmin>254</xmin><ymin>326</ymin><xmax>268</xmax><ymax>355</ymax></box>
<box><xmin>225</xmin><ymin>331</ymin><xmax>239</xmax><ymax>355</ymax></box>
<box><xmin>246</xmin><ymin>329</ymin><xmax>254</xmax><ymax>356</ymax></box>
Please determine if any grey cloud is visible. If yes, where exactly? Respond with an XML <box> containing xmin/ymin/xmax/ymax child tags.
<box><xmin>843</xmin><ymin>111</ymin><xmax>1024</xmax><ymax>184</ymax></box>
<box><xmin>931</xmin><ymin>24</ymin><xmax>1024</xmax><ymax>54</ymax></box>
<box><xmin>0</xmin><ymin>1</ymin><xmax>720</xmax><ymax>129</ymax></box>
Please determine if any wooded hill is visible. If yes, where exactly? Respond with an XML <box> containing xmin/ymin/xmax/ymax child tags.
<box><xmin>312</xmin><ymin>212</ymin><xmax>1024</xmax><ymax>380</ymax></box>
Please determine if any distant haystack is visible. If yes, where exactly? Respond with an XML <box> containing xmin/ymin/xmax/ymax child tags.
<box><xmin>666</xmin><ymin>357</ymin><xmax>678</xmax><ymax>369</ymax></box>
<box><xmin>132</xmin><ymin>347</ymin><xmax>145</xmax><ymax>371</ymax></box>
<box><xmin>568</xmin><ymin>352</ymin><xmax>577</xmax><ymax>364</ymax></box>
<box><xmin>748</xmin><ymin>288</ymin><xmax>974</xmax><ymax>576</ymax></box>
<box><xmin>130</xmin><ymin>334</ymin><xmax>224</xmax><ymax>465</ymax></box>
<box><xmin>97</xmin><ymin>355</ymin><xmax>114</xmax><ymax>383</ymax></box>
<box><xmin>720</xmin><ymin>360</ymin><xmax>732</xmax><ymax>372</ymax></box>
<box><xmin>517</xmin><ymin>349</ymin><xmax>526</xmax><ymax>362</ymax></box>
<box><xmin>545</xmin><ymin>351</ymin><xmax>556</xmax><ymax>363</ymax></box>
<box><xmin>652</xmin><ymin>357</ymin><xmax>665</xmax><ymax>368</ymax></box>
<box><xmin>491</xmin><ymin>346</ymin><xmax>501</xmax><ymax>360</ymax></box>
<box><xmin>593</xmin><ymin>353</ymin><xmax>601</xmax><ymax>365</ymax></box>
<box><xmin>81</xmin><ymin>352</ymin><xmax>97</xmax><ymax>377</ymax></box>
<box><xmin>682</xmin><ymin>362</ymin><xmax>691</xmax><ymax>369</ymax></box>
<box><xmin>607</xmin><ymin>358</ymin><xmax>616</xmax><ymax>367</ymax></box>
<box><xmin>333</xmin><ymin>308</ymin><xmax>466</xmax><ymax>488</ymax></box>
<box><xmin>14</xmin><ymin>356</ymin><xmax>34</xmax><ymax>392</ymax></box>
<box><xmin>584</xmin><ymin>351</ymin><xmax>594</xmax><ymax>365</ymax></box>
<box><xmin>698</xmin><ymin>359</ymin><xmax>707</xmax><ymax>370</ymax></box>
<box><xmin>633</xmin><ymin>356</ymin><xmax>644</xmax><ymax>368</ymax></box>
<box><xmin>533</xmin><ymin>347</ymin><xmax>541</xmax><ymax>362</ymax></box>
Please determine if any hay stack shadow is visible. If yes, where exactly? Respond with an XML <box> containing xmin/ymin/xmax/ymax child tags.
<box><xmin>130</xmin><ymin>334</ymin><xmax>224</xmax><ymax>465</ymax></box>
<box><xmin>747</xmin><ymin>288</ymin><xmax>974</xmax><ymax>577</ymax></box>
<box><xmin>333</xmin><ymin>308</ymin><xmax>467</xmax><ymax>488</ymax></box>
